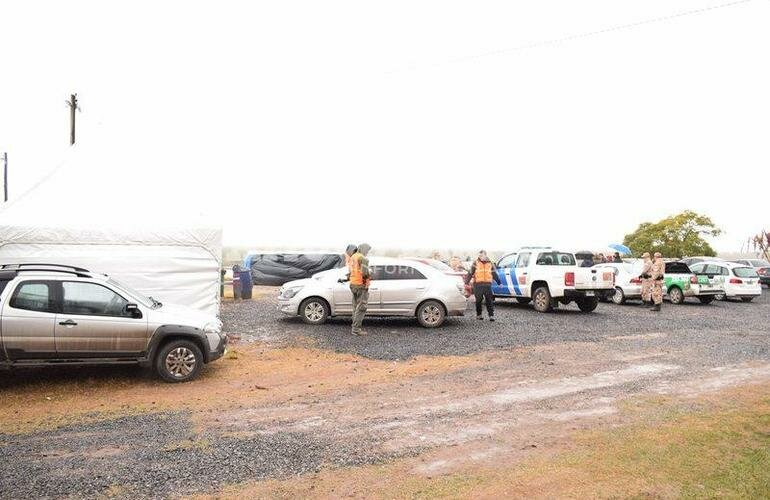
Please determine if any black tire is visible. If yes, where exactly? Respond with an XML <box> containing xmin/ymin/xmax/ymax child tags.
<box><xmin>715</xmin><ymin>293</ymin><xmax>726</xmax><ymax>301</ymax></box>
<box><xmin>155</xmin><ymin>339</ymin><xmax>204</xmax><ymax>383</ymax></box>
<box><xmin>416</xmin><ymin>300</ymin><xmax>446</xmax><ymax>328</ymax></box>
<box><xmin>532</xmin><ymin>286</ymin><xmax>553</xmax><ymax>313</ymax></box>
<box><xmin>299</xmin><ymin>297</ymin><xmax>329</xmax><ymax>325</ymax></box>
<box><xmin>611</xmin><ymin>287</ymin><xmax>626</xmax><ymax>305</ymax></box>
<box><xmin>668</xmin><ymin>286</ymin><xmax>684</xmax><ymax>305</ymax></box>
<box><xmin>741</xmin><ymin>297</ymin><xmax>754</xmax><ymax>303</ymax></box>
<box><xmin>698</xmin><ymin>296</ymin><xmax>715</xmax><ymax>304</ymax></box>
<box><xmin>577</xmin><ymin>296</ymin><xmax>599</xmax><ymax>312</ymax></box>
<box><xmin>515</xmin><ymin>297</ymin><xmax>531</xmax><ymax>305</ymax></box>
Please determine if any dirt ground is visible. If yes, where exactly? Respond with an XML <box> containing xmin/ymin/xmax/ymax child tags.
<box><xmin>1</xmin><ymin>291</ymin><xmax>769</xmax><ymax>498</ymax></box>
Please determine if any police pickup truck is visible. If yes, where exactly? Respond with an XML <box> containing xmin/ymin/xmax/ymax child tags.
<box><xmin>492</xmin><ymin>248</ymin><xmax>615</xmax><ymax>313</ymax></box>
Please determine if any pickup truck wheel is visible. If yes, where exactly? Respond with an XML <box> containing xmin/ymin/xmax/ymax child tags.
<box><xmin>611</xmin><ymin>287</ymin><xmax>626</xmax><ymax>305</ymax></box>
<box><xmin>300</xmin><ymin>297</ymin><xmax>329</xmax><ymax>324</ymax></box>
<box><xmin>698</xmin><ymin>296</ymin><xmax>715</xmax><ymax>304</ymax></box>
<box><xmin>532</xmin><ymin>287</ymin><xmax>552</xmax><ymax>313</ymax></box>
<box><xmin>515</xmin><ymin>297</ymin><xmax>531</xmax><ymax>305</ymax></box>
<box><xmin>155</xmin><ymin>340</ymin><xmax>203</xmax><ymax>383</ymax></box>
<box><xmin>668</xmin><ymin>286</ymin><xmax>684</xmax><ymax>304</ymax></box>
<box><xmin>416</xmin><ymin>300</ymin><xmax>445</xmax><ymax>328</ymax></box>
<box><xmin>577</xmin><ymin>296</ymin><xmax>599</xmax><ymax>312</ymax></box>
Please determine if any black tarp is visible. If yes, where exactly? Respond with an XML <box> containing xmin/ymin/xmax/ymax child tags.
<box><xmin>247</xmin><ymin>253</ymin><xmax>345</xmax><ymax>286</ymax></box>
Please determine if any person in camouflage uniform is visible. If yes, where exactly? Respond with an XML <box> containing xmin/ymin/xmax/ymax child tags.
<box><xmin>639</xmin><ymin>252</ymin><xmax>652</xmax><ymax>306</ymax></box>
<box><xmin>649</xmin><ymin>251</ymin><xmax>665</xmax><ymax>311</ymax></box>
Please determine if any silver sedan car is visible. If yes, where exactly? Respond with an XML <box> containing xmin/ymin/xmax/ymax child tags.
<box><xmin>277</xmin><ymin>257</ymin><xmax>468</xmax><ymax>327</ymax></box>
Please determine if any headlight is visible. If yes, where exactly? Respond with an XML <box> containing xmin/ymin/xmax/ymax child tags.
<box><xmin>204</xmin><ymin>321</ymin><xmax>222</xmax><ymax>334</ymax></box>
<box><xmin>281</xmin><ymin>286</ymin><xmax>303</xmax><ymax>299</ymax></box>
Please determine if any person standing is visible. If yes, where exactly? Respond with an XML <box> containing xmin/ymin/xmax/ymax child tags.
<box><xmin>639</xmin><ymin>252</ymin><xmax>652</xmax><ymax>307</ymax></box>
<box><xmin>232</xmin><ymin>264</ymin><xmax>242</xmax><ymax>300</ymax></box>
<box><xmin>465</xmin><ymin>250</ymin><xmax>502</xmax><ymax>321</ymax></box>
<box><xmin>346</xmin><ymin>243</ymin><xmax>372</xmax><ymax>335</ymax></box>
<box><xmin>650</xmin><ymin>252</ymin><xmax>665</xmax><ymax>311</ymax></box>
<box><xmin>344</xmin><ymin>244</ymin><xmax>357</xmax><ymax>267</ymax></box>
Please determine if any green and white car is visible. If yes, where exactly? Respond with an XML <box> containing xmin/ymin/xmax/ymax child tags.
<box><xmin>664</xmin><ymin>261</ymin><xmax>723</xmax><ymax>304</ymax></box>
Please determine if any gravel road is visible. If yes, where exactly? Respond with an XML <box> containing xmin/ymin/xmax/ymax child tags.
<box><xmin>224</xmin><ymin>289</ymin><xmax>770</xmax><ymax>365</ymax></box>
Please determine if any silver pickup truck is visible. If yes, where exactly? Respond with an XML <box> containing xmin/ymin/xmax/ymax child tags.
<box><xmin>0</xmin><ymin>263</ymin><xmax>225</xmax><ymax>382</ymax></box>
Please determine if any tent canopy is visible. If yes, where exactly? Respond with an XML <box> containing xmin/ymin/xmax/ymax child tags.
<box><xmin>0</xmin><ymin>145</ymin><xmax>222</xmax><ymax>314</ymax></box>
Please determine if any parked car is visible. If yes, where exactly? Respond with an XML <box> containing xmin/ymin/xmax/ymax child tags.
<box><xmin>732</xmin><ymin>259</ymin><xmax>770</xmax><ymax>287</ymax></box>
<box><xmin>594</xmin><ymin>261</ymin><xmax>722</xmax><ymax>305</ymax></box>
<box><xmin>405</xmin><ymin>258</ymin><xmax>467</xmax><ymax>284</ymax></box>
<box><xmin>688</xmin><ymin>261</ymin><xmax>762</xmax><ymax>302</ymax></box>
<box><xmin>0</xmin><ymin>263</ymin><xmax>226</xmax><ymax>382</ymax></box>
<box><xmin>681</xmin><ymin>256</ymin><xmax>724</xmax><ymax>267</ymax></box>
<box><xmin>277</xmin><ymin>257</ymin><xmax>467</xmax><ymax>328</ymax></box>
<box><xmin>491</xmin><ymin>247</ymin><xmax>615</xmax><ymax>312</ymax></box>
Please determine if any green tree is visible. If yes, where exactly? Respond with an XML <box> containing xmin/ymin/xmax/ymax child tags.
<box><xmin>623</xmin><ymin>211</ymin><xmax>722</xmax><ymax>258</ymax></box>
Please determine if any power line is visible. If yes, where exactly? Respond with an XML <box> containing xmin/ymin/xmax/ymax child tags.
<box><xmin>388</xmin><ymin>0</ymin><xmax>756</xmax><ymax>74</ymax></box>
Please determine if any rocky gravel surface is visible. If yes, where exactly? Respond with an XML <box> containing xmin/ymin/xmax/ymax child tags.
<box><xmin>224</xmin><ymin>289</ymin><xmax>770</xmax><ymax>365</ymax></box>
<box><xmin>0</xmin><ymin>411</ymin><xmax>415</xmax><ymax>499</ymax></box>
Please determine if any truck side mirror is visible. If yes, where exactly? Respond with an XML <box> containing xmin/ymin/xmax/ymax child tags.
<box><xmin>125</xmin><ymin>303</ymin><xmax>142</xmax><ymax>319</ymax></box>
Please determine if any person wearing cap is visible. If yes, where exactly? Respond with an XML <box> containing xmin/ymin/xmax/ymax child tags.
<box><xmin>464</xmin><ymin>250</ymin><xmax>502</xmax><ymax>321</ymax></box>
<box><xmin>649</xmin><ymin>251</ymin><xmax>665</xmax><ymax>311</ymax></box>
<box><xmin>340</xmin><ymin>243</ymin><xmax>372</xmax><ymax>335</ymax></box>
<box><xmin>639</xmin><ymin>252</ymin><xmax>653</xmax><ymax>307</ymax></box>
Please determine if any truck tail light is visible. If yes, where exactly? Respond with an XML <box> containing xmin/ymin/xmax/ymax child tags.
<box><xmin>729</xmin><ymin>278</ymin><xmax>743</xmax><ymax>284</ymax></box>
<box><xmin>564</xmin><ymin>272</ymin><xmax>575</xmax><ymax>287</ymax></box>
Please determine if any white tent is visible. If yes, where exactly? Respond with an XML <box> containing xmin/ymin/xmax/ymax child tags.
<box><xmin>0</xmin><ymin>145</ymin><xmax>222</xmax><ymax>315</ymax></box>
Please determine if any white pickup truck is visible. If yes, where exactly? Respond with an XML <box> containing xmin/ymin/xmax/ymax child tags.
<box><xmin>491</xmin><ymin>247</ymin><xmax>615</xmax><ymax>312</ymax></box>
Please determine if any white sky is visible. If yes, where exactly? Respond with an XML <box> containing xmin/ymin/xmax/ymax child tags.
<box><xmin>1</xmin><ymin>0</ymin><xmax>768</xmax><ymax>253</ymax></box>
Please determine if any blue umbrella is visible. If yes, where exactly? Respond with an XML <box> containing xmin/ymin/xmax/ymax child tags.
<box><xmin>609</xmin><ymin>243</ymin><xmax>631</xmax><ymax>255</ymax></box>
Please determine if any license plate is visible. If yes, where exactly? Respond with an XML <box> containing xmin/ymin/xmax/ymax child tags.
<box><xmin>585</xmin><ymin>291</ymin><xmax>595</xmax><ymax>297</ymax></box>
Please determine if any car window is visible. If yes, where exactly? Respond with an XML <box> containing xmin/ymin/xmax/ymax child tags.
<box><xmin>535</xmin><ymin>252</ymin><xmax>575</xmax><ymax>266</ymax></box>
<box><xmin>516</xmin><ymin>253</ymin><xmax>531</xmax><ymax>268</ymax></box>
<box><xmin>498</xmin><ymin>254</ymin><xmax>517</xmax><ymax>268</ymax></box>
<box><xmin>10</xmin><ymin>281</ymin><xmax>54</xmax><ymax>313</ymax></box>
<box><xmin>703</xmin><ymin>264</ymin><xmax>721</xmax><ymax>275</ymax></box>
<box><xmin>689</xmin><ymin>263</ymin><xmax>705</xmax><ymax>273</ymax></box>
<box><xmin>62</xmin><ymin>282</ymin><xmax>130</xmax><ymax>317</ymax></box>
<box><xmin>665</xmin><ymin>262</ymin><xmax>691</xmax><ymax>274</ymax></box>
<box><xmin>379</xmin><ymin>265</ymin><xmax>426</xmax><ymax>280</ymax></box>
<box><xmin>749</xmin><ymin>260</ymin><xmax>770</xmax><ymax>267</ymax></box>
<box><xmin>733</xmin><ymin>267</ymin><xmax>758</xmax><ymax>278</ymax></box>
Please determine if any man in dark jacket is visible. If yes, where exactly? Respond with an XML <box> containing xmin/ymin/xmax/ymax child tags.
<box><xmin>465</xmin><ymin>250</ymin><xmax>502</xmax><ymax>321</ymax></box>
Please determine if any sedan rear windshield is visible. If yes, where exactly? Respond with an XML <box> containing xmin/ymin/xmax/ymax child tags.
<box><xmin>536</xmin><ymin>252</ymin><xmax>575</xmax><ymax>266</ymax></box>
<box><xmin>749</xmin><ymin>260</ymin><xmax>770</xmax><ymax>267</ymax></box>
<box><xmin>665</xmin><ymin>262</ymin><xmax>691</xmax><ymax>274</ymax></box>
<box><xmin>733</xmin><ymin>267</ymin><xmax>759</xmax><ymax>278</ymax></box>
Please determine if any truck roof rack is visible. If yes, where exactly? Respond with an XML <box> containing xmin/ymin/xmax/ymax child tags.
<box><xmin>0</xmin><ymin>263</ymin><xmax>93</xmax><ymax>278</ymax></box>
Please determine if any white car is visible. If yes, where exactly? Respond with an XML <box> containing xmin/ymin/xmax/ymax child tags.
<box><xmin>592</xmin><ymin>263</ymin><xmax>642</xmax><ymax>304</ymax></box>
<box><xmin>688</xmin><ymin>261</ymin><xmax>762</xmax><ymax>302</ymax></box>
<box><xmin>491</xmin><ymin>247</ymin><xmax>615</xmax><ymax>312</ymax></box>
<box><xmin>277</xmin><ymin>257</ymin><xmax>468</xmax><ymax>328</ymax></box>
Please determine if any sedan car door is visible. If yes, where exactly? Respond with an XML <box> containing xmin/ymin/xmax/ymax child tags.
<box><xmin>0</xmin><ymin>280</ymin><xmax>57</xmax><ymax>359</ymax></box>
<box><xmin>377</xmin><ymin>265</ymin><xmax>429</xmax><ymax>314</ymax></box>
<box><xmin>54</xmin><ymin>281</ymin><xmax>148</xmax><ymax>357</ymax></box>
<box><xmin>331</xmin><ymin>267</ymin><xmax>382</xmax><ymax>314</ymax></box>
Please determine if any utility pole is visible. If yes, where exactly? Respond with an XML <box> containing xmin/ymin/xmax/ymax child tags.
<box><xmin>2</xmin><ymin>152</ymin><xmax>7</xmax><ymax>202</ymax></box>
<box><xmin>66</xmin><ymin>94</ymin><xmax>80</xmax><ymax>145</ymax></box>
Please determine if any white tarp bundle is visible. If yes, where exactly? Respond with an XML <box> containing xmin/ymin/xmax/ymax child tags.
<box><xmin>0</xmin><ymin>145</ymin><xmax>222</xmax><ymax>315</ymax></box>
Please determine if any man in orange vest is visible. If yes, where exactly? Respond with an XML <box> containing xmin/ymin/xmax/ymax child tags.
<box><xmin>343</xmin><ymin>243</ymin><xmax>372</xmax><ymax>335</ymax></box>
<box><xmin>344</xmin><ymin>244</ymin><xmax>358</xmax><ymax>267</ymax></box>
<box><xmin>465</xmin><ymin>250</ymin><xmax>502</xmax><ymax>321</ymax></box>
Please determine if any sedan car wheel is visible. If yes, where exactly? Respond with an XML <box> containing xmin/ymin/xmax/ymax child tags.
<box><xmin>300</xmin><ymin>298</ymin><xmax>329</xmax><ymax>325</ymax></box>
<box><xmin>668</xmin><ymin>286</ymin><xmax>684</xmax><ymax>305</ymax></box>
<box><xmin>417</xmin><ymin>300</ymin><xmax>445</xmax><ymax>328</ymax></box>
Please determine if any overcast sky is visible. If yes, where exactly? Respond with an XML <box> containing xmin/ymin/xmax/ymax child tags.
<box><xmin>1</xmin><ymin>0</ymin><xmax>768</xmax><ymax>253</ymax></box>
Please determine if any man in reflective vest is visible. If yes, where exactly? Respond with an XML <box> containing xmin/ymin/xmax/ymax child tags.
<box><xmin>346</xmin><ymin>243</ymin><xmax>372</xmax><ymax>335</ymax></box>
<box><xmin>344</xmin><ymin>244</ymin><xmax>357</xmax><ymax>267</ymax></box>
<box><xmin>464</xmin><ymin>250</ymin><xmax>502</xmax><ymax>321</ymax></box>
